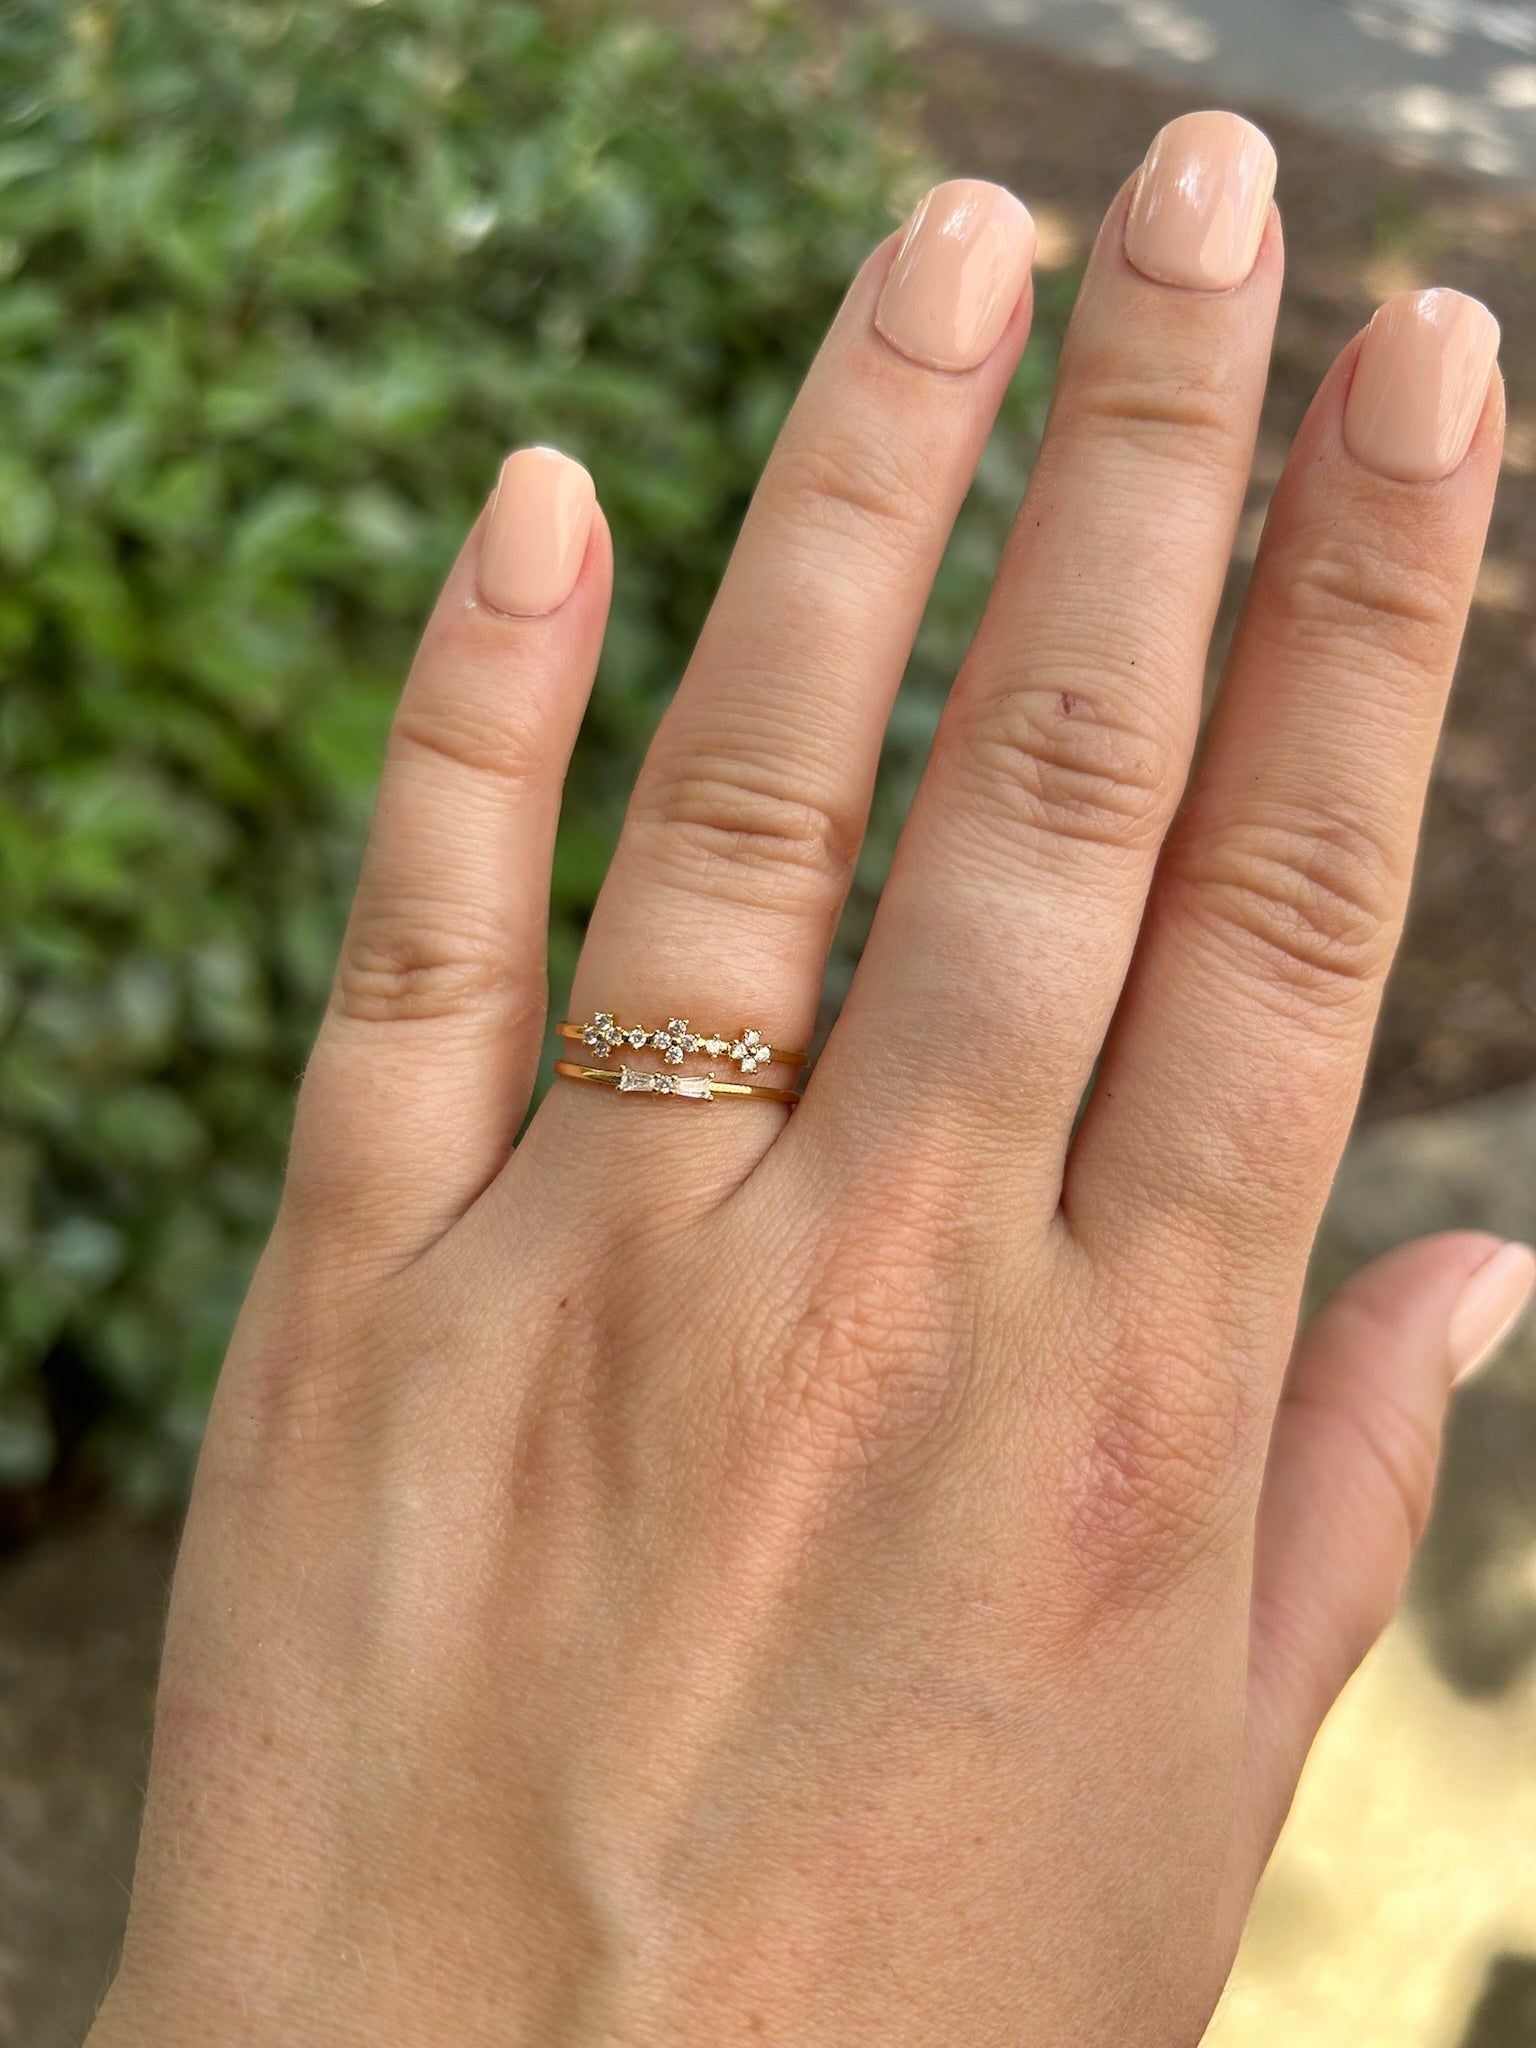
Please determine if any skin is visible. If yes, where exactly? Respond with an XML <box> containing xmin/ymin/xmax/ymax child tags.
<box><xmin>87</xmin><ymin>148</ymin><xmax>1506</xmax><ymax>2048</ymax></box>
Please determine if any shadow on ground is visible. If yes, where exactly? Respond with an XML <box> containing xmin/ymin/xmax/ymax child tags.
<box><xmin>1461</xmin><ymin>1954</ymin><xmax>1536</xmax><ymax>2048</ymax></box>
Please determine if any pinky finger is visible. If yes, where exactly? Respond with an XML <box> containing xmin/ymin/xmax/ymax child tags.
<box><xmin>1236</xmin><ymin>1232</ymin><xmax>1536</xmax><ymax>1882</ymax></box>
<box><xmin>288</xmin><ymin>448</ymin><xmax>609</xmax><ymax>1257</ymax></box>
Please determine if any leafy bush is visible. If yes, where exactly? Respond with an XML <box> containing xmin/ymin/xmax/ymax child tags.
<box><xmin>0</xmin><ymin>0</ymin><xmax>1058</xmax><ymax>1504</ymax></box>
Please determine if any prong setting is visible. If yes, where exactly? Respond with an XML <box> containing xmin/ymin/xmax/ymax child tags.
<box><xmin>574</xmin><ymin>1012</ymin><xmax>786</xmax><ymax>1074</ymax></box>
<box><xmin>730</xmin><ymin>1029</ymin><xmax>772</xmax><ymax>1074</ymax></box>
<box><xmin>615</xmin><ymin>1065</ymin><xmax>715</xmax><ymax>1100</ymax></box>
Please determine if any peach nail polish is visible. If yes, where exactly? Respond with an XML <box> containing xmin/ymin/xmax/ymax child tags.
<box><xmin>478</xmin><ymin>446</ymin><xmax>596</xmax><ymax>616</ymax></box>
<box><xmin>874</xmin><ymin>179</ymin><xmax>1036</xmax><ymax>373</ymax></box>
<box><xmin>1124</xmin><ymin>111</ymin><xmax>1276</xmax><ymax>292</ymax></box>
<box><xmin>1449</xmin><ymin>1243</ymin><xmax>1536</xmax><ymax>1385</ymax></box>
<box><xmin>1344</xmin><ymin>289</ymin><xmax>1501</xmax><ymax>484</ymax></box>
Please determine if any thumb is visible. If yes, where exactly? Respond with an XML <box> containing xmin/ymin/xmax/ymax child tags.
<box><xmin>1235</xmin><ymin>1230</ymin><xmax>1535</xmax><ymax>1883</ymax></box>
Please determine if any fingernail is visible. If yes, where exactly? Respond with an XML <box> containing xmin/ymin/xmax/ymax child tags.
<box><xmin>1124</xmin><ymin>111</ymin><xmax>1276</xmax><ymax>292</ymax></box>
<box><xmin>874</xmin><ymin>179</ymin><xmax>1036</xmax><ymax>373</ymax></box>
<box><xmin>1448</xmin><ymin>1242</ymin><xmax>1536</xmax><ymax>1385</ymax></box>
<box><xmin>478</xmin><ymin>446</ymin><xmax>596</xmax><ymax>616</ymax></box>
<box><xmin>1344</xmin><ymin>289</ymin><xmax>1501</xmax><ymax>484</ymax></box>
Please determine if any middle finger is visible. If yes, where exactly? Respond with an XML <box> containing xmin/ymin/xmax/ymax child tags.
<box><xmin>815</xmin><ymin>114</ymin><xmax>1279</xmax><ymax>1192</ymax></box>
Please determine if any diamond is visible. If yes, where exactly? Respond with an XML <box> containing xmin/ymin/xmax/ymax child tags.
<box><xmin>703</xmin><ymin>1036</ymin><xmax>727</xmax><ymax>1057</ymax></box>
<box><xmin>675</xmin><ymin>1075</ymin><xmax>713</xmax><ymax>1099</ymax></box>
<box><xmin>617</xmin><ymin>1066</ymin><xmax>653</xmax><ymax>1093</ymax></box>
<box><xmin>655</xmin><ymin>1074</ymin><xmax>676</xmax><ymax>1094</ymax></box>
<box><xmin>730</xmin><ymin>1029</ymin><xmax>771</xmax><ymax>1074</ymax></box>
<box><xmin>651</xmin><ymin>1018</ymin><xmax>697</xmax><ymax>1065</ymax></box>
<box><xmin>626</xmin><ymin>1026</ymin><xmax>649</xmax><ymax>1049</ymax></box>
<box><xmin>583</xmin><ymin>1010</ymin><xmax>623</xmax><ymax>1054</ymax></box>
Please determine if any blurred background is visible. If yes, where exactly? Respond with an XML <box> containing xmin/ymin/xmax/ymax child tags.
<box><xmin>0</xmin><ymin>1</ymin><xmax>1533</xmax><ymax>2041</ymax></box>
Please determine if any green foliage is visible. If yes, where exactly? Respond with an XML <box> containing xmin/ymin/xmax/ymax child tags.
<box><xmin>0</xmin><ymin>0</ymin><xmax>1058</xmax><ymax>1502</ymax></box>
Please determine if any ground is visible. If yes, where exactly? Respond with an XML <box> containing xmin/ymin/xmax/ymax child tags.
<box><xmin>912</xmin><ymin>0</ymin><xmax>1536</xmax><ymax>182</ymax></box>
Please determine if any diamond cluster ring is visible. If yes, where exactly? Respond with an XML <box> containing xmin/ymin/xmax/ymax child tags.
<box><xmin>556</xmin><ymin>1013</ymin><xmax>808</xmax><ymax>1075</ymax></box>
<box><xmin>552</xmin><ymin>1011</ymin><xmax>808</xmax><ymax>1106</ymax></box>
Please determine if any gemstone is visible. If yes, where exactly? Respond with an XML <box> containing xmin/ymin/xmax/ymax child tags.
<box><xmin>675</xmin><ymin>1075</ymin><xmax>713</xmax><ymax>1099</ymax></box>
<box><xmin>730</xmin><ymin>1032</ymin><xmax>770</xmax><ymax>1071</ymax></box>
<box><xmin>655</xmin><ymin>1074</ymin><xmax>676</xmax><ymax>1094</ymax></box>
<box><xmin>703</xmin><ymin>1036</ymin><xmax>727</xmax><ymax>1057</ymax></box>
<box><xmin>626</xmin><ymin>1026</ymin><xmax>649</xmax><ymax>1049</ymax></box>
<box><xmin>583</xmin><ymin>1010</ymin><xmax>621</xmax><ymax>1052</ymax></box>
<box><xmin>617</xmin><ymin>1067</ymin><xmax>652</xmax><ymax>1093</ymax></box>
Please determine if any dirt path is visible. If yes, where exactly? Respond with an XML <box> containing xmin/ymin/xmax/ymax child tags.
<box><xmin>911</xmin><ymin>0</ymin><xmax>1536</xmax><ymax>183</ymax></box>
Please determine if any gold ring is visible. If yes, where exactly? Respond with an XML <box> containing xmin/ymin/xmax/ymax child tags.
<box><xmin>558</xmin><ymin>1013</ymin><xmax>808</xmax><ymax>1075</ymax></box>
<box><xmin>554</xmin><ymin>1061</ymin><xmax>801</xmax><ymax>1106</ymax></box>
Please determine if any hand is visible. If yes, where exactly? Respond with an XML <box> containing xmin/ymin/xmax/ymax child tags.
<box><xmin>89</xmin><ymin>114</ymin><xmax>1525</xmax><ymax>2048</ymax></box>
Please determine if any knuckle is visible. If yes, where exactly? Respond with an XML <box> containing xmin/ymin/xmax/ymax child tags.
<box><xmin>1063</xmin><ymin>1321</ymin><xmax>1253</xmax><ymax>1607</ymax></box>
<box><xmin>954</xmin><ymin>672</ymin><xmax>1175</xmax><ymax>858</ymax></box>
<box><xmin>335</xmin><ymin>907</ymin><xmax>536</xmax><ymax>1026</ymax></box>
<box><xmin>393</xmin><ymin>697</ymin><xmax>550</xmax><ymax>797</ymax></box>
<box><xmin>632</xmin><ymin>756</ymin><xmax>858</xmax><ymax>907</ymax></box>
<box><xmin>1281</xmin><ymin>525</ymin><xmax>1464</xmax><ymax>668</ymax></box>
<box><xmin>758</xmin><ymin>1189</ymin><xmax>969</xmax><ymax>1479</ymax></box>
<box><xmin>1067</xmin><ymin>357</ymin><xmax>1252</xmax><ymax>471</ymax></box>
<box><xmin>773</xmin><ymin>419</ymin><xmax>935</xmax><ymax>566</ymax></box>
<box><xmin>1166</xmin><ymin>804</ymin><xmax>1402</xmax><ymax>1008</ymax></box>
<box><xmin>210</xmin><ymin>1243</ymin><xmax>404</xmax><ymax>1489</ymax></box>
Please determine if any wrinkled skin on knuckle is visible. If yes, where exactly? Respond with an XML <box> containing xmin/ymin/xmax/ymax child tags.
<box><xmin>749</xmin><ymin>1171</ymin><xmax>979</xmax><ymax>1491</ymax></box>
<box><xmin>1277</xmin><ymin>519</ymin><xmax>1468</xmax><ymax>673</ymax></box>
<box><xmin>948</xmin><ymin>669</ymin><xmax>1175</xmax><ymax>861</ymax></box>
<box><xmin>769</xmin><ymin>412</ymin><xmax>938</xmax><ymax>566</ymax></box>
<box><xmin>334</xmin><ymin>906</ymin><xmax>539</xmax><ymax>1027</ymax></box>
<box><xmin>1052</xmin><ymin>1296</ymin><xmax>1259</xmax><ymax>1612</ymax></box>
<box><xmin>1163</xmin><ymin>801</ymin><xmax>1404</xmax><ymax>1016</ymax></box>
<box><xmin>1060</xmin><ymin>287</ymin><xmax>1261</xmax><ymax>451</ymax></box>
<box><xmin>1066</xmin><ymin>361</ymin><xmax>1254</xmax><ymax>474</ymax></box>
<box><xmin>392</xmin><ymin>690</ymin><xmax>555</xmax><ymax>794</ymax></box>
<box><xmin>1102</xmin><ymin>1065</ymin><xmax>1356</xmax><ymax>1306</ymax></box>
<box><xmin>211</xmin><ymin>1244</ymin><xmax>443</xmax><ymax>1503</ymax></box>
<box><xmin>213</xmin><ymin>1196</ymin><xmax>580</xmax><ymax>1504</ymax></box>
<box><xmin>628</xmin><ymin>755</ymin><xmax>859</xmax><ymax>909</ymax></box>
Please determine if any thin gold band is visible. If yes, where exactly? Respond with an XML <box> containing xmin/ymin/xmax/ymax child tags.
<box><xmin>554</xmin><ymin>1061</ymin><xmax>801</xmax><ymax>1106</ymax></box>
